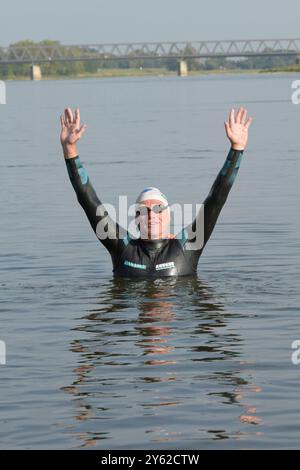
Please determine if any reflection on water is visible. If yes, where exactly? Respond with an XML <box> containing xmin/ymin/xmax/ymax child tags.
<box><xmin>62</xmin><ymin>277</ymin><xmax>263</xmax><ymax>449</ymax></box>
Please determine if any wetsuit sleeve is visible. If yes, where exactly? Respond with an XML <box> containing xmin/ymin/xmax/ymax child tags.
<box><xmin>180</xmin><ymin>147</ymin><xmax>244</xmax><ymax>256</ymax></box>
<box><xmin>65</xmin><ymin>156</ymin><xmax>123</xmax><ymax>256</ymax></box>
<box><xmin>202</xmin><ymin>147</ymin><xmax>244</xmax><ymax>246</ymax></box>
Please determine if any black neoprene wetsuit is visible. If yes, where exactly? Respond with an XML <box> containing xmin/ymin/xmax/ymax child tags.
<box><xmin>65</xmin><ymin>148</ymin><xmax>244</xmax><ymax>278</ymax></box>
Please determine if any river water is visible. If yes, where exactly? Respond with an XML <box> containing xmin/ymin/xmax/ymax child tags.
<box><xmin>0</xmin><ymin>72</ymin><xmax>300</xmax><ymax>449</ymax></box>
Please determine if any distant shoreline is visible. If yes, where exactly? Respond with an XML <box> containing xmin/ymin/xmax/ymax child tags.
<box><xmin>2</xmin><ymin>66</ymin><xmax>300</xmax><ymax>81</ymax></box>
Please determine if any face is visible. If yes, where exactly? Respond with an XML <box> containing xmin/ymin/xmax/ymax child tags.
<box><xmin>136</xmin><ymin>198</ymin><xmax>170</xmax><ymax>240</ymax></box>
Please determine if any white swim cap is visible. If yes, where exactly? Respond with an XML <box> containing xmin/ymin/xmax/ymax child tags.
<box><xmin>136</xmin><ymin>187</ymin><xmax>169</xmax><ymax>206</ymax></box>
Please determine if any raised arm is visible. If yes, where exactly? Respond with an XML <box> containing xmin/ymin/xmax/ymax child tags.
<box><xmin>60</xmin><ymin>107</ymin><xmax>123</xmax><ymax>258</ymax></box>
<box><xmin>182</xmin><ymin>107</ymin><xmax>252</xmax><ymax>257</ymax></box>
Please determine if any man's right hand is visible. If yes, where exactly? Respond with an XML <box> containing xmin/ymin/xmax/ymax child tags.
<box><xmin>60</xmin><ymin>107</ymin><xmax>87</xmax><ymax>159</ymax></box>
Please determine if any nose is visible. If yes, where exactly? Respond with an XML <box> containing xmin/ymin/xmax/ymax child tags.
<box><xmin>148</xmin><ymin>212</ymin><xmax>155</xmax><ymax>223</ymax></box>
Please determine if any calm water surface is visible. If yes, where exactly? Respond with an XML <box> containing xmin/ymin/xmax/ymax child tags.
<box><xmin>0</xmin><ymin>73</ymin><xmax>300</xmax><ymax>449</ymax></box>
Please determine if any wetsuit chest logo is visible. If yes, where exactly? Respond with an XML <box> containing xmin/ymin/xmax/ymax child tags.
<box><xmin>124</xmin><ymin>260</ymin><xmax>147</xmax><ymax>270</ymax></box>
<box><xmin>155</xmin><ymin>262</ymin><xmax>175</xmax><ymax>271</ymax></box>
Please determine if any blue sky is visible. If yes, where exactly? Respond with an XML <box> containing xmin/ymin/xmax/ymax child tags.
<box><xmin>1</xmin><ymin>0</ymin><xmax>299</xmax><ymax>46</ymax></box>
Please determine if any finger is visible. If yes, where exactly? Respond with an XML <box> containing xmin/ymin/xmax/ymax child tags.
<box><xmin>224</xmin><ymin>121</ymin><xmax>230</xmax><ymax>135</ymax></box>
<box><xmin>60</xmin><ymin>115</ymin><xmax>66</xmax><ymax>128</ymax></box>
<box><xmin>66</xmin><ymin>107</ymin><xmax>74</xmax><ymax>124</ymax></box>
<box><xmin>225</xmin><ymin>122</ymin><xmax>233</xmax><ymax>141</ymax></box>
<box><xmin>64</xmin><ymin>108</ymin><xmax>69</xmax><ymax>123</ymax></box>
<box><xmin>229</xmin><ymin>109</ymin><xmax>235</xmax><ymax>128</ymax></box>
<box><xmin>77</xmin><ymin>124</ymin><xmax>87</xmax><ymax>139</ymax></box>
<box><xmin>236</xmin><ymin>107</ymin><xmax>243</xmax><ymax>123</ymax></box>
<box><xmin>64</xmin><ymin>108</ymin><xmax>70</xmax><ymax>123</ymax></box>
<box><xmin>245</xmin><ymin>118</ymin><xmax>253</xmax><ymax>130</ymax></box>
<box><xmin>75</xmin><ymin>108</ymin><xmax>81</xmax><ymax>128</ymax></box>
<box><xmin>241</xmin><ymin>108</ymin><xmax>247</xmax><ymax>125</ymax></box>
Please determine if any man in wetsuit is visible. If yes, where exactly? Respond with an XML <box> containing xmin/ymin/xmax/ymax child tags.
<box><xmin>60</xmin><ymin>107</ymin><xmax>252</xmax><ymax>278</ymax></box>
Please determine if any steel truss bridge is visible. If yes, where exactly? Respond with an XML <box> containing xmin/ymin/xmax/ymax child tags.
<box><xmin>1</xmin><ymin>38</ymin><xmax>300</xmax><ymax>64</ymax></box>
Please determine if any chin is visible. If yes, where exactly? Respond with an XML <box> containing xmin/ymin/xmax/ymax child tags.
<box><xmin>149</xmin><ymin>231</ymin><xmax>167</xmax><ymax>240</ymax></box>
<box><xmin>140</xmin><ymin>224</ymin><xmax>168</xmax><ymax>240</ymax></box>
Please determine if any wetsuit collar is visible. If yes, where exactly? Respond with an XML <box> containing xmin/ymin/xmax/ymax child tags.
<box><xmin>140</xmin><ymin>238</ymin><xmax>169</xmax><ymax>253</ymax></box>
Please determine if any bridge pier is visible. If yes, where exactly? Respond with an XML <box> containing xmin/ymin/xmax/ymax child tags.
<box><xmin>30</xmin><ymin>65</ymin><xmax>42</xmax><ymax>81</ymax></box>
<box><xmin>178</xmin><ymin>59</ymin><xmax>188</xmax><ymax>77</ymax></box>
